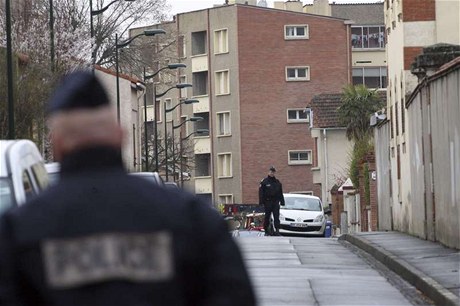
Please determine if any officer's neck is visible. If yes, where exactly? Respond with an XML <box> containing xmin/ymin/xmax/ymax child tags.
<box><xmin>60</xmin><ymin>146</ymin><xmax>125</xmax><ymax>175</ymax></box>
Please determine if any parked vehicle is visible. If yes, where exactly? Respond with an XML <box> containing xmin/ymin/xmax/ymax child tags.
<box><xmin>45</xmin><ymin>162</ymin><xmax>61</xmax><ymax>186</ymax></box>
<box><xmin>164</xmin><ymin>181</ymin><xmax>180</xmax><ymax>190</ymax></box>
<box><xmin>45</xmin><ymin>165</ymin><xmax>165</xmax><ymax>188</ymax></box>
<box><xmin>129</xmin><ymin>172</ymin><xmax>165</xmax><ymax>186</ymax></box>
<box><xmin>0</xmin><ymin>140</ymin><xmax>49</xmax><ymax>215</ymax></box>
<box><xmin>277</xmin><ymin>193</ymin><xmax>327</xmax><ymax>236</ymax></box>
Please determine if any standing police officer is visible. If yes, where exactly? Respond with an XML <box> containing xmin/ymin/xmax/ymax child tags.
<box><xmin>0</xmin><ymin>71</ymin><xmax>256</xmax><ymax>306</ymax></box>
<box><xmin>259</xmin><ymin>166</ymin><xmax>285</xmax><ymax>236</ymax></box>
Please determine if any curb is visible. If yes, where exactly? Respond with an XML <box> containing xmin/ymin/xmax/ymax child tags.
<box><xmin>339</xmin><ymin>234</ymin><xmax>460</xmax><ymax>306</ymax></box>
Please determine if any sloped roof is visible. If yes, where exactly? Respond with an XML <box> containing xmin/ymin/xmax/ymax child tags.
<box><xmin>310</xmin><ymin>93</ymin><xmax>344</xmax><ymax>128</ymax></box>
<box><xmin>309</xmin><ymin>91</ymin><xmax>387</xmax><ymax>129</ymax></box>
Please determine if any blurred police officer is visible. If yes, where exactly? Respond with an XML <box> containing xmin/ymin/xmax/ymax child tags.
<box><xmin>259</xmin><ymin>166</ymin><xmax>285</xmax><ymax>236</ymax></box>
<box><xmin>0</xmin><ymin>71</ymin><xmax>256</xmax><ymax>306</ymax></box>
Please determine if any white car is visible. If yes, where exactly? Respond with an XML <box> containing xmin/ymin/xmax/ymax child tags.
<box><xmin>278</xmin><ymin>193</ymin><xmax>326</xmax><ymax>236</ymax></box>
<box><xmin>0</xmin><ymin>140</ymin><xmax>49</xmax><ymax>215</ymax></box>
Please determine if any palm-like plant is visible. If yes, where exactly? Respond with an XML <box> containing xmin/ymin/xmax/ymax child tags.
<box><xmin>338</xmin><ymin>84</ymin><xmax>384</xmax><ymax>188</ymax></box>
<box><xmin>338</xmin><ymin>84</ymin><xmax>383</xmax><ymax>143</ymax></box>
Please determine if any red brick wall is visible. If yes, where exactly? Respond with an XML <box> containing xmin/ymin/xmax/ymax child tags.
<box><xmin>404</xmin><ymin>47</ymin><xmax>424</xmax><ymax>70</ymax></box>
<box><xmin>403</xmin><ymin>0</ymin><xmax>436</xmax><ymax>22</ymax></box>
<box><xmin>357</xmin><ymin>152</ymin><xmax>378</xmax><ymax>231</ymax></box>
<box><xmin>237</xmin><ymin>7</ymin><xmax>350</xmax><ymax>203</ymax></box>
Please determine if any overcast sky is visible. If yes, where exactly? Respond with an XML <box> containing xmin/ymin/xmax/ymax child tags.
<box><xmin>166</xmin><ymin>0</ymin><xmax>383</xmax><ymax>16</ymax></box>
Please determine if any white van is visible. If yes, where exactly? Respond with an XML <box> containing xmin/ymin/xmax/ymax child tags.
<box><xmin>0</xmin><ymin>140</ymin><xmax>49</xmax><ymax>215</ymax></box>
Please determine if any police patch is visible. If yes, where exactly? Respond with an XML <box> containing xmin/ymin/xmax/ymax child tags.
<box><xmin>42</xmin><ymin>232</ymin><xmax>173</xmax><ymax>288</ymax></box>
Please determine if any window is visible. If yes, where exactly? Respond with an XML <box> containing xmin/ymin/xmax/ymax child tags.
<box><xmin>193</xmin><ymin>71</ymin><xmax>208</xmax><ymax>96</ymax></box>
<box><xmin>22</xmin><ymin>171</ymin><xmax>35</xmax><ymax>201</ymax></box>
<box><xmin>217</xmin><ymin>112</ymin><xmax>231</xmax><ymax>136</ymax></box>
<box><xmin>179</xmin><ymin>75</ymin><xmax>187</xmax><ymax>98</ymax></box>
<box><xmin>218</xmin><ymin>194</ymin><xmax>233</xmax><ymax>204</ymax></box>
<box><xmin>286</xmin><ymin>66</ymin><xmax>310</xmax><ymax>81</ymax></box>
<box><xmin>285</xmin><ymin>25</ymin><xmax>309</xmax><ymax>39</ymax></box>
<box><xmin>195</xmin><ymin>154</ymin><xmax>211</xmax><ymax>177</ymax></box>
<box><xmin>191</xmin><ymin>31</ymin><xmax>207</xmax><ymax>56</ymax></box>
<box><xmin>31</xmin><ymin>163</ymin><xmax>49</xmax><ymax>191</ymax></box>
<box><xmin>217</xmin><ymin>153</ymin><xmax>232</xmax><ymax>177</ymax></box>
<box><xmin>165</xmin><ymin>99</ymin><xmax>173</xmax><ymax>122</ymax></box>
<box><xmin>351</xmin><ymin>26</ymin><xmax>385</xmax><ymax>49</ymax></box>
<box><xmin>288</xmin><ymin>150</ymin><xmax>312</xmax><ymax>165</ymax></box>
<box><xmin>215</xmin><ymin>70</ymin><xmax>229</xmax><ymax>95</ymax></box>
<box><xmin>287</xmin><ymin>109</ymin><xmax>310</xmax><ymax>123</ymax></box>
<box><xmin>178</xmin><ymin>35</ymin><xmax>186</xmax><ymax>58</ymax></box>
<box><xmin>352</xmin><ymin>67</ymin><xmax>387</xmax><ymax>88</ymax></box>
<box><xmin>214</xmin><ymin>29</ymin><xmax>228</xmax><ymax>54</ymax></box>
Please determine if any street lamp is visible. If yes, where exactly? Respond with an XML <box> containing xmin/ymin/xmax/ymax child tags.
<box><xmin>180</xmin><ymin>129</ymin><xmax>209</xmax><ymax>187</ymax></box>
<box><xmin>143</xmin><ymin>63</ymin><xmax>186</xmax><ymax>172</ymax></box>
<box><xmin>116</xmin><ymin>29</ymin><xmax>165</xmax><ymax>122</ymax></box>
<box><xmin>170</xmin><ymin>117</ymin><xmax>203</xmax><ymax>182</ymax></box>
<box><xmin>159</xmin><ymin>83</ymin><xmax>193</xmax><ymax>180</ymax></box>
<box><xmin>90</xmin><ymin>0</ymin><xmax>136</xmax><ymax>70</ymax></box>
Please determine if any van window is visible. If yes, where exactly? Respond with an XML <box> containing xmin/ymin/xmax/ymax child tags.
<box><xmin>0</xmin><ymin>179</ymin><xmax>14</xmax><ymax>216</ymax></box>
<box><xmin>31</xmin><ymin>163</ymin><xmax>50</xmax><ymax>190</ymax></box>
<box><xmin>22</xmin><ymin>170</ymin><xmax>36</xmax><ymax>201</ymax></box>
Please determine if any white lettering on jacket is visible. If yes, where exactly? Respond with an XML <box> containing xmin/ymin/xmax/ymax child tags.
<box><xmin>42</xmin><ymin>232</ymin><xmax>173</xmax><ymax>288</ymax></box>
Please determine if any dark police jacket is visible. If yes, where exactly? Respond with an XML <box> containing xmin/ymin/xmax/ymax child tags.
<box><xmin>0</xmin><ymin>147</ymin><xmax>255</xmax><ymax>306</ymax></box>
<box><xmin>259</xmin><ymin>176</ymin><xmax>285</xmax><ymax>206</ymax></box>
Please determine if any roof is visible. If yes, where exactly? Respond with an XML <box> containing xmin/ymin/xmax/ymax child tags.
<box><xmin>95</xmin><ymin>65</ymin><xmax>141</xmax><ymax>84</ymax></box>
<box><xmin>309</xmin><ymin>93</ymin><xmax>344</xmax><ymax>128</ymax></box>
<box><xmin>176</xmin><ymin>3</ymin><xmax>348</xmax><ymax>22</ymax></box>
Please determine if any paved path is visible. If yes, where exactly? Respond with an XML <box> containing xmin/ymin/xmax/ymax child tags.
<box><xmin>342</xmin><ymin>231</ymin><xmax>460</xmax><ymax>306</ymax></box>
<box><xmin>236</xmin><ymin>233</ymin><xmax>414</xmax><ymax>306</ymax></box>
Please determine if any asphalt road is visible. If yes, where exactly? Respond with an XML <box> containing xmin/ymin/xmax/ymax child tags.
<box><xmin>235</xmin><ymin>232</ymin><xmax>432</xmax><ymax>306</ymax></box>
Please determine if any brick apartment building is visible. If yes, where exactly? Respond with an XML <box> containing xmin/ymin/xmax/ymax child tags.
<box><xmin>135</xmin><ymin>3</ymin><xmax>352</xmax><ymax>205</ymax></box>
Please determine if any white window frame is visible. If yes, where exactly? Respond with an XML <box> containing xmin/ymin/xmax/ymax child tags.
<box><xmin>179</xmin><ymin>35</ymin><xmax>186</xmax><ymax>58</ymax></box>
<box><xmin>284</xmin><ymin>25</ymin><xmax>309</xmax><ymax>40</ymax></box>
<box><xmin>217</xmin><ymin>111</ymin><xmax>231</xmax><ymax>137</ymax></box>
<box><xmin>286</xmin><ymin>66</ymin><xmax>310</xmax><ymax>81</ymax></box>
<box><xmin>179</xmin><ymin>75</ymin><xmax>187</xmax><ymax>98</ymax></box>
<box><xmin>217</xmin><ymin>153</ymin><xmax>232</xmax><ymax>178</ymax></box>
<box><xmin>165</xmin><ymin>98</ymin><xmax>173</xmax><ymax>122</ymax></box>
<box><xmin>214</xmin><ymin>28</ymin><xmax>228</xmax><ymax>54</ymax></box>
<box><xmin>218</xmin><ymin>194</ymin><xmax>233</xmax><ymax>204</ymax></box>
<box><xmin>215</xmin><ymin>69</ymin><xmax>230</xmax><ymax>95</ymax></box>
<box><xmin>287</xmin><ymin>108</ymin><xmax>310</xmax><ymax>123</ymax></box>
<box><xmin>288</xmin><ymin>150</ymin><xmax>312</xmax><ymax>165</ymax></box>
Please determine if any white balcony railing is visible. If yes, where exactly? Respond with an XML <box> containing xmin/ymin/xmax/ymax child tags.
<box><xmin>195</xmin><ymin>176</ymin><xmax>212</xmax><ymax>194</ymax></box>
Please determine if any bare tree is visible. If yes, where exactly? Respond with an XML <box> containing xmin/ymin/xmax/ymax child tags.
<box><xmin>142</xmin><ymin>129</ymin><xmax>198</xmax><ymax>181</ymax></box>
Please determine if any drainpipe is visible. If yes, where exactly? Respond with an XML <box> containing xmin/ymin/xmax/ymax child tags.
<box><xmin>323</xmin><ymin>128</ymin><xmax>329</xmax><ymax>205</ymax></box>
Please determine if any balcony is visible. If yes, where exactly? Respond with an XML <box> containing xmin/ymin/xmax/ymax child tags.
<box><xmin>194</xmin><ymin>136</ymin><xmax>211</xmax><ymax>154</ymax></box>
<box><xmin>192</xmin><ymin>96</ymin><xmax>209</xmax><ymax>113</ymax></box>
<box><xmin>195</xmin><ymin>176</ymin><xmax>212</xmax><ymax>194</ymax></box>
<box><xmin>191</xmin><ymin>55</ymin><xmax>208</xmax><ymax>72</ymax></box>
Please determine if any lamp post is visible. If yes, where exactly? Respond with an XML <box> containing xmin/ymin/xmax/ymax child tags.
<box><xmin>169</xmin><ymin>101</ymin><xmax>200</xmax><ymax>181</ymax></box>
<box><xmin>171</xmin><ymin>117</ymin><xmax>203</xmax><ymax>183</ymax></box>
<box><xmin>143</xmin><ymin>63</ymin><xmax>187</xmax><ymax>172</ymax></box>
<box><xmin>115</xmin><ymin>29</ymin><xmax>165</xmax><ymax>123</ymax></box>
<box><xmin>180</xmin><ymin>129</ymin><xmax>209</xmax><ymax>188</ymax></box>
<box><xmin>90</xmin><ymin>0</ymin><xmax>136</xmax><ymax>71</ymax></box>
<box><xmin>5</xmin><ymin>0</ymin><xmax>14</xmax><ymax>139</ymax></box>
<box><xmin>158</xmin><ymin>84</ymin><xmax>193</xmax><ymax>180</ymax></box>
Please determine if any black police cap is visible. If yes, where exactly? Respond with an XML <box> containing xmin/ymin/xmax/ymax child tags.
<box><xmin>47</xmin><ymin>70</ymin><xmax>109</xmax><ymax>114</ymax></box>
<box><xmin>269</xmin><ymin>166</ymin><xmax>276</xmax><ymax>172</ymax></box>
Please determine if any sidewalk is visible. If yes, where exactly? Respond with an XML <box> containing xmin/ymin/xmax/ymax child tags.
<box><xmin>340</xmin><ymin>231</ymin><xmax>460</xmax><ymax>306</ymax></box>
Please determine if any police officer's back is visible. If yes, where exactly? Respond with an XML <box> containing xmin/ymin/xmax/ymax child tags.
<box><xmin>0</xmin><ymin>71</ymin><xmax>255</xmax><ymax>305</ymax></box>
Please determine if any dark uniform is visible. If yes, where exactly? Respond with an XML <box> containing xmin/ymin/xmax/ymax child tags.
<box><xmin>0</xmin><ymin>72</ymin><xmax>256</xmax><ymax>306</ymax></box>
<box><xmin>259</xmin><ymin>168</ymin><xmax>285</xmax><ymax>236</ymax></box>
